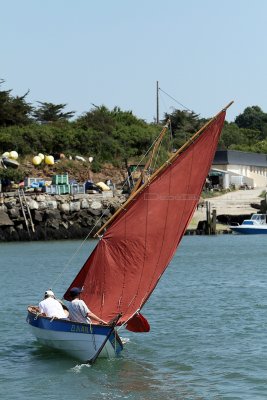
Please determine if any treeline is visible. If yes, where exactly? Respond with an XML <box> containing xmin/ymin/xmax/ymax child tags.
<box><xmin>163</xmin><ymin>106</ymin><xmax>267</xmax><ymax>153</ymax></box>
<box><xmin>0</xmin><ymin>106</ymin><xmax>159</xmax><ymax>169</ymax></box>
<box><xmin>0</xmin><ymin>80</ymin><xmax>161</xmax><ymax>170</ymax></box>
<box><xmin>1</xmin><ymin>80</ymin><xmax>267</xmax><ymax>171</ymax></box>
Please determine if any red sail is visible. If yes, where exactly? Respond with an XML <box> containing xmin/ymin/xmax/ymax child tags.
<box><xmin>64</xmin><ymin>111</ymin><xmax>226</xmax><ymax>326</ymax></box>
<box><xmin>125</xmin><ymin>312</ymin><xmax>150</xmax><ymax>332</ymax></box>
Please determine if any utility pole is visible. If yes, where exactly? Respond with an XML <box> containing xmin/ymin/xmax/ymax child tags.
<box><xmin>156</xmin><ymin>81</ymin><xmax>159</xmax><ymax>124</ymax></box>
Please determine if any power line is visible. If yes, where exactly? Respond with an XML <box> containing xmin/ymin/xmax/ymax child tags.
<box><xmin>158</xmin><ymin>87</ymin><xmax>193</xmax><ymax>113</ymax></box>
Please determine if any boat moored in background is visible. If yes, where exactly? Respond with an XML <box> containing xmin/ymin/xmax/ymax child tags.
<box><xmin>230</xmin><ymin>213</ymin><xmax>267</xmax><ymax>234</ymax></box>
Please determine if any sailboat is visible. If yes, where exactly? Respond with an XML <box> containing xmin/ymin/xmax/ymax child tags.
<box><xmin>27</xmin><ymin>102</ymin><xmax>233</xmax><ymax>363</ymax></box>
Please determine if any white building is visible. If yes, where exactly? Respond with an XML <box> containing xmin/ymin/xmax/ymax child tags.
<box><xmin>212</xmin><ymin>150</ymin><xmax>267</xmax><ymax>188</ymax></box>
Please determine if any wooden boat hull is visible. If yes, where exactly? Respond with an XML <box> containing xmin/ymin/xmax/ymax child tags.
<box><xmin>26</xmin><ymin>307</ymin><xmax>123</xmax><ymax>362</ymax></box>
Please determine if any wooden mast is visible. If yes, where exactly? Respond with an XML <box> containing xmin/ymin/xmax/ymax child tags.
<box><xmin>131</xmin><ymin>119</ymin><xmax>170</xmax><ymax>194</ymax></box>
<box><xmin>94</xmin><ymin>101</ymin><xmax>234</xmax><ymax>237</ymax></box>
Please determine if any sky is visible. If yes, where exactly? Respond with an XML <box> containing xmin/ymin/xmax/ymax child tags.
<box><xmin>1</xmin><ymin>0</ymin><xmax>267</xmax><ymax>123</ymax></box>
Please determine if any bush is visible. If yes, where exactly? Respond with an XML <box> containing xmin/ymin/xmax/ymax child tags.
<box><xmin>0</xmin><ymin>167</ymin><xmax>24</xmax><ymax>182</ymax></box>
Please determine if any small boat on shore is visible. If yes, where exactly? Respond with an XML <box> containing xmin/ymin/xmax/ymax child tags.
<box><xmin>230</xmin><ymin>214</ymin><xmax>267</xmax><ymax>234</ymax></box>
<box><xmin>1</xmin><ymin>157</ymin><xmax>20</xmax><ymax>169</ymax></box>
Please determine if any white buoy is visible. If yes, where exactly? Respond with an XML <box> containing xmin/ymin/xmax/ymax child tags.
<box><xmin>32</xmin><ymin>156</ymin><xmax>42</xmax><ymax>166</ymax></box>
<box><xmin>9</xmin><ymin>151</ymin><xmax>18</xmax><ymax>160</ymax></box>
<box><xmin>38</xmin><ymin>153</ymin><xmax>45</xmax><ymax>161</ymax></box>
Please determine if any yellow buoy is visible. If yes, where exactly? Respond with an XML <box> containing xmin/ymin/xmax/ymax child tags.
<box><xmin>96</xmin><ymin>181</ymin><xmax>110</xmax><ymax>191</ymax></box>
<box><xmin>38</xmin><ymin>153</ymin><xmax>45</xmax><ymax>161</ymax></box>
<box><xmin>9</xmin><ymin>151</ymin><xmax>18</xmax><ymax>160</ymax></box>
<box><xmin>2</xmin><ymin>151</ymin><xmax>10</xmax><ymax>158</ymax></box>
<box><xmin>32</xmin><ymin>155</ymin><xmax>42</xmax><ymax>166</ymax></box>
<box><xmin>45</xmin><ymin>155</ymin><xmax>54</xmax><ymax>165</ymax></box>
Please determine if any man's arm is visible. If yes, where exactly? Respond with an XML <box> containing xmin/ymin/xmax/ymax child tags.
<box><xmin>87</xmin><ymin>311</ymin><xmax>107</xmax><ymax>324</ymax></box>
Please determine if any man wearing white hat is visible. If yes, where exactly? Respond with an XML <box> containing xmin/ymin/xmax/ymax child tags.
<box><xmin>39</xmin><ymin>290</ymin><xmax>67</xmax><ymax>319</ymax></box>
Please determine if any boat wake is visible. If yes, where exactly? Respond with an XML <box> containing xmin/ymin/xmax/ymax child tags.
<box><xmin>120</xmin><ymin>337</ymin><xmax>130</xmax><ymax>344</ymax></box>
<box><xmin>70</xmin><ymin>363</ymin><xmax>92</xmax><ymax>373</ymax></box>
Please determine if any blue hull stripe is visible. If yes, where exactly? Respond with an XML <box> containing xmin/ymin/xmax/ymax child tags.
<box><xmin>27</xmin><ymin>311</ymin><xmax>109</xmax><ymax>334</ymax></box>
<box><xmin>231</xmin><ymin>227</ymin><xmax>267</xmax><ymax>234</ymax></box>
<box><xmin>26</xmin><ymin>310</ymin><xmax>123</xmax><ymax>354</ymax></box>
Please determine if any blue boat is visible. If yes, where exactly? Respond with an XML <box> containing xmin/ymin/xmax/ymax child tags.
<box><xmin>230</xmin><ymin>214</ymin><xmax>267</xmax><ymax>234</ymax></box>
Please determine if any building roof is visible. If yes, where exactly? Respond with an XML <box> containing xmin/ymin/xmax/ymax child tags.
<box><xmin>213</xmin><ymin>150</ymin><xmax>267</xmax><ymax>167</ymax></box>
<box><xmin>210</xmin><ymin>168</ymin><xmax>228</xmax><ymax>176</ymax></box>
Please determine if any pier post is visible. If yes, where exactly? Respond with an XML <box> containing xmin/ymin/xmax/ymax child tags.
<box><xmin>211</xmin><ymin>209</ymin><xmax>217</xmax><ymax>234</ymax></box>
<box><xmin>205</xmin><ymin>201</ymin><xmax>211</xmax><ymax>235</ymax></box>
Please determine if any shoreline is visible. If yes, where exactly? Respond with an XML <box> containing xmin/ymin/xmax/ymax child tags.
<box><xmin>0</xmin><ymin>187</ymin><xmax>264</xmax><ymax>241</ymax></box>
<box><xmin>0</xmin><ymin>191</ymin><xmax>126</xmax><ymax>241</ymax></box>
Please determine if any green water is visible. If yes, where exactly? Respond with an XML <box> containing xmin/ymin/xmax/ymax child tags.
<box><xmin>1</xmin><ymin>235</ymin><xmax>267</xmax><ymax>399</ymax></box>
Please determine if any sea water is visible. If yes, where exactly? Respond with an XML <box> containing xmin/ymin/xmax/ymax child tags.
<box><xmin>1</xmin><ymin>235</ymin><xmax>267</xmax><ymax>400</ymax></box>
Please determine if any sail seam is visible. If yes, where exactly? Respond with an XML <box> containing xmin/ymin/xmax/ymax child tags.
<box><xmin>123</xmin><ymin>188</ymin><xmax>150</xmax><ymax>315</ymax></box>
<box><xmin>134</xmin><ymin>187</ymin><xmax>150</xmax><ymax>311</ymax></box>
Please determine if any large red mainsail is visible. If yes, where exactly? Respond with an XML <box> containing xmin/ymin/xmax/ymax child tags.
<box><xmin>64</xmin><ymin>110</ymin><xmax>227</xmax><ymax>327</ymax></box>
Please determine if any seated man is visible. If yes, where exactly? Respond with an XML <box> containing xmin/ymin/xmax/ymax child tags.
<box><xmin>68</xmin><ymin>287</ymin><xmax>106</xmax><ymax>324</ymax></box>
<box><xmin>39</xmin><ymin>290</ymin><xmax>67</xmax><ymax>319</ymax></box>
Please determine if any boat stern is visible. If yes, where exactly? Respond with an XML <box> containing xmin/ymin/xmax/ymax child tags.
<box><xmin>26</xmin><ymin>306</ymin><xmax>123</xmax><ymax>361</ymax></box>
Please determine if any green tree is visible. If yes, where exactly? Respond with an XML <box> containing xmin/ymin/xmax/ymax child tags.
<box><xmin>110</xmin><ymin>106</ymin><xmax>146</xmax><ymax>127</ymax></box>
<box><xmin>75</xmin><ymin>106</ymin><xmax>153</xmax><ymax>166</ymax></box>
<box><xmin>235</xmin><ymin>106</ymin><xmax>267</xmax><ymax>140</ymax></box>
<box><xmin>33</xmin><ymin>102</ymin><xmax>75</xmax><ymax>123</ymax></box>
<box><xmin>251</xmin><ymin>140</ymin><xmax>267</xmax><ymax>153</ymax></box>
<box><xmin>76</xmin><ymin>105</ymin><xmax>116</xmax><ymax>134</ymax></box>
<box><xmin>0</xmin><ymin>80</ymin><xmax>32</xmax><ymax>126</ymax></box>
<box><xmin>0</xmin><ymin>123</ymin><xmax>78</xmax><ymax>155</ymax></box>
<box><xmin>163</xmin><ymin>109</ymin><xmax>203</xmax><ymax>148</ymax></box>
<box><xmin>219</xmin><ymin>122</ymin><xmax>260</xmax><ymax>149</ymax></box>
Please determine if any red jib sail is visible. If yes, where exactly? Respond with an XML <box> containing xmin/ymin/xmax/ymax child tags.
<box><xmin>64</xmin><ymin>110</ymin><xmax>226</xmax><ymax>328</ymax></box>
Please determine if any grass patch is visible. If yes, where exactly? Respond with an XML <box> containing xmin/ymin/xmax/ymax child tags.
<box><xmin>201</xmin><ymin>189</ymin><xmax>234</xmax><ymax>199</ymax></box>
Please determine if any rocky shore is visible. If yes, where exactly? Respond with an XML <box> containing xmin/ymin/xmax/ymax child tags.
<box><xmin>0</xmin><ymin>187</ymin><xmax>264</xmax><ymax>241</ymax></box>
<box><xmin>0</xmin><ymin>191</ymin><xmax>127</xmax><ymax>241</ymax></box>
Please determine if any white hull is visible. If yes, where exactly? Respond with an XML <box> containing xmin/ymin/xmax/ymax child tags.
<box><xmin>29</xmin><ymin>325</ymin><xmax>116</xmax><ymax>360</ymax></box>
<box><xmin>27</xmin><ymin>308</ymin><xmax>123</xmax><ymax>362</ymax></box>
<box><xmin>230</xmin><ymin>214</ymin><xmax>267</xmax><ymax>235</ymax></box>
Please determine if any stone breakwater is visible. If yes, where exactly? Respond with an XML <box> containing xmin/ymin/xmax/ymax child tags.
<box><xmin>0</xmin><ymin>191</ymin><xmax>127</xmax><ymax>241</ymax></box>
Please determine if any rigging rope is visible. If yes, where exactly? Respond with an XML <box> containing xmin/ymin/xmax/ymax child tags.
<box><xmin>159</xmin><ymin>87</ymin><xmax>193</xmax><ymax>113</ymax></box>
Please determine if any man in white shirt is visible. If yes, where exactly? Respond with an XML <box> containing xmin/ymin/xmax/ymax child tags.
<box><xmin>39</xmin><ymin>290</ymin><xmax>67</xmax><ymax>319</ymax></box>
<box><xmin>68</xmin><ymin>287</ymin><xmax>106</xmax><ymax>324</ymax></box>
